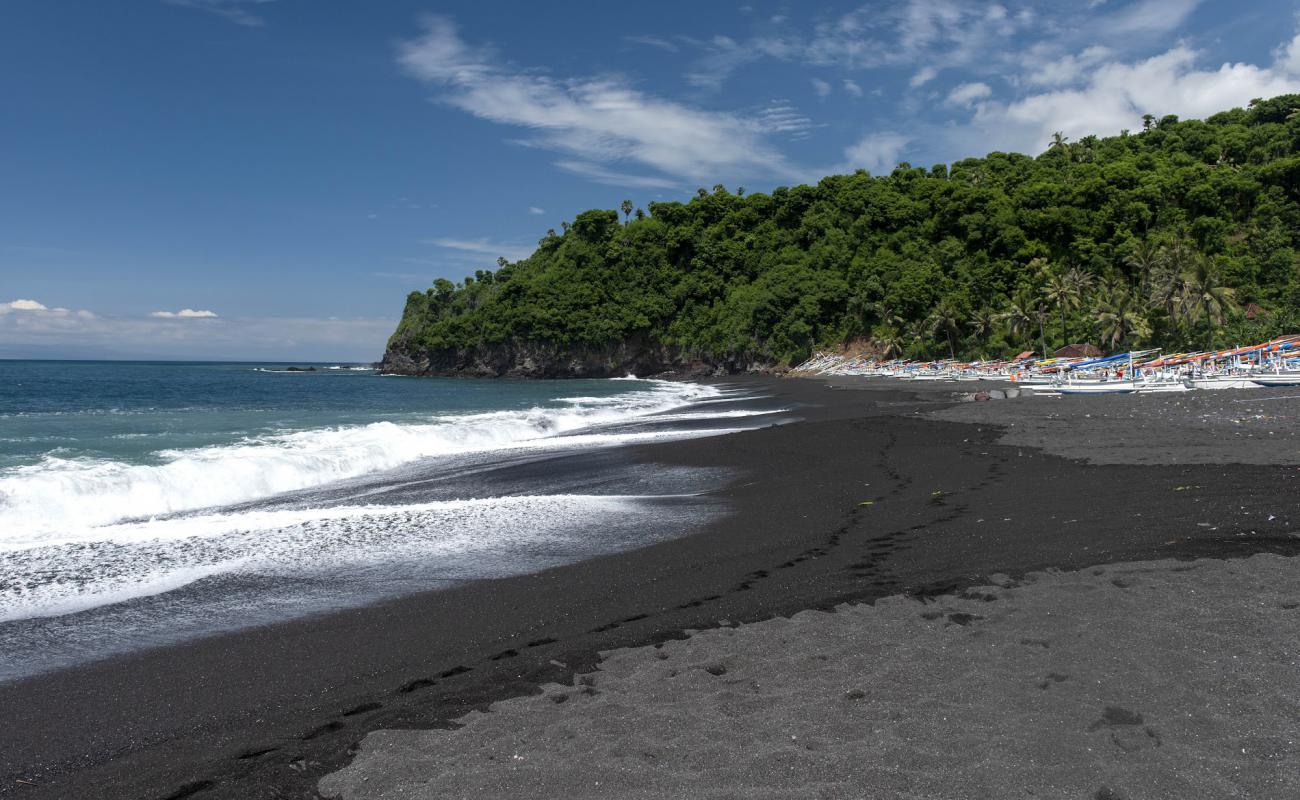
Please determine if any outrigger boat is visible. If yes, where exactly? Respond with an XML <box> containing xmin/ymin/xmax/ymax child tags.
<box><xmin>789</xmin><ymin>334</ymin><xmax>1300</xmax><ymax>393</ymax></box>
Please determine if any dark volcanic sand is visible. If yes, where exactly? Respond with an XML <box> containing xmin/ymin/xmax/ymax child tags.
<box><xmin>322</xmin><ymin>553</ymin><xmax>1300</xmax><ymax>800</ymax></box>
<box><xmin>2</xmin><ymin>376</ymin><xmax>1298</xmax><ymax>800</ymax></box>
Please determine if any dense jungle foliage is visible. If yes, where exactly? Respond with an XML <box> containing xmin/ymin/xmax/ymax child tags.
<box><xmin>391</xmin><ymin>95</ymin><xmax>1300</xmax><ymax>367</ymax></box>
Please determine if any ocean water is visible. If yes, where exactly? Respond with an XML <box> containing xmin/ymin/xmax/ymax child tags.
<box><xmin>0</xmin><ymin>360</ymin><xmax>783</xmax><ymax>680</ymax></box>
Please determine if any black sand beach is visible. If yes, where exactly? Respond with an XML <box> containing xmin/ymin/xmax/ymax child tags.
<box><xmin>2</xmin><ymin>376</ymin><xmax>1298</xmax><ymax>800</ymax></box>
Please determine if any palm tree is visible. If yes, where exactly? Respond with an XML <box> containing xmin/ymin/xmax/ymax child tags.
<box><xmin>1124</xmin><ymin>239</ymin><xmax>1164</xmax><ymax>297</ymax></box>
<box><xmin>1048</xmin><ymin>131</ymin><xmax>1069</xmax><ymax>151</ymax></box>
<box><xmin>1179</xmin><ymin>256</ymin><xmax>1238</xmax><ymax>349</ymax></box>
<box><xmin>999</xmin><ymin>288</ymin><xmax>1048</xmax><ymax>356</ymax></box>
<box><xmin>904</xmin><ymin>318</ymin><xmax>931</xmax><ymax>359</ymax></box>
<box><xmin>1148</xmin><ymin>241</ymin><xmax>1195</xmax><ymax>337</ymax></box>
<box><xmin>620</xmin><ymin>199</ymin><xmax>633</xmax><ymax>223</ymax></box>
<box><xmin>1065</xmin><ymin>266</ymin><xmax>1094</xmax><ymax>300</ymax></box>
<box><xmin>967</xmin><ymin>307</ymin><xmax>998</xmax><ymax>342</ymax></box>
<box><xmin>1041</xmin><ymin>271</ymin><xmax>1081</xmax><ymax>346</ymax></box>
<box><xmin>871</xmin><ymin>327</ymin><xmax>905</xmax><ymax>358</ymax></box>
<box><xmin>872</xmin><ymin>300</ymin><xmax>904</xmax><ymax>330</ymax></box>
<box><xmin>1094</xmin><ymin>284</ymin><xmax>1151</xmax><ymax>352</ymax></box>
<box><xmin>634</xmin><ymin>208</ymin><xmax>645</xmax><ymax>221</ymax></box>
<box><xmin>926</xmin><ymin>299</ymin><xmax>963</xmax><ymax>360</ymax></box>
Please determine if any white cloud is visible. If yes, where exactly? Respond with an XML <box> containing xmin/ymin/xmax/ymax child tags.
<box><xmin>163</xmin><ymin>0</ymin><xmax>276</xmax><ymax>28</ymax></box>
<box><xmin>528</xmin><ymin>206</ymin><xmax>546</xmax><ymax>215</ymax></box>
<box><xmin>1024</xmin><ymin>45</ymin><xmax>1114</xmax><ymax>87</ymax></box>
<box><xmin>0</xmin><ymin>305</ymin><xmax>392</xmax><ymax>361</ymax></box>
<box><xmin>397</xmin><ymin>16</ymin><xmax>797</xmax><ymax>187</ymax></box>
<box><xmin>0</xmin><ymin>299</ymin><xmax>93</xmax><ymax>319</ymax></box>
<box><xmin>963</xmin><ymin>38</ymin><xmax>1300</xmax><ymax>155</ymax></box>
<box><xmin>811</xmin><ymin>78</ymin><xmax>832</xmax><ymax>98</ymax></box>
<box><xmin>947</xmin><ymin>81</ymin><xmax>992</xmax><ymax>107</ymax></box>
<box><xmin>1275</xmin><ymin>30</ymin><xmax>1300</xmax><ymax>76</ymax></box>
<box><xmin>843</xmin><ymin>132</ymin><xmax>911</xmax><ymax>174</ymax></box>
<box><xmin>909</xmin><ymin>66</ymin><xmax>939</xmax><ymax>88</ymax></box>
<box><xmin>425</xmin><ymin>237</ymin><xmax>535</xmax><ymax>262</ymax></box>
<box><xmin>842</xmin><ymin>79</ymin><xmax>864</xmax><ymax>98</ymax></box>
<box><xmin>150</xmin><ymin>309</ymin><xmax>219</xmax><ymax>319</ymax></box>
<box><xmin>3</xmin><ymin>299</ymin><xmax>48</xmax><ymax>312</ymax></box>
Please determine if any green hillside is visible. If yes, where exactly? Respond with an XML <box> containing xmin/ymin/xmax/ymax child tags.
<box><xmin>385</xmin><ymin>95</ymin><xmax>1300</xmax><ymax>375</ymax></box>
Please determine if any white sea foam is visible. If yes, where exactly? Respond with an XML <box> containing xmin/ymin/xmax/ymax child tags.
<box><xmin>0</xmin><ymin>381</ymin><xmax>721</xmax><ymax>546</ymax></box>
<box><xmin>0</xmin><ymin>494</ymin><xmax>652</xmax><ymax>623</ymax></box>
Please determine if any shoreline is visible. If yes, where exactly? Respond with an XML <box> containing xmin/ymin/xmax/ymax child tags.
<box><xmin>2</xmin><ymin>375</ymin><xmax>1297</xmax><ymax>799</ymax></box>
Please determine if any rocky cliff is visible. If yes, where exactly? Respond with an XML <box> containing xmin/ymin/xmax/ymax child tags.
<box><xmin>379</xmin><ymin>336</ymin><xmax>772</xmax><ymax>378</ymax></box>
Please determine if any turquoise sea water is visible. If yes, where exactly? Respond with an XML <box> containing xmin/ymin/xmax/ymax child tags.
<box><xmin>0</xmin><ymin>360</ymin><xmax>780</xmax><ymax>679</ymax></box>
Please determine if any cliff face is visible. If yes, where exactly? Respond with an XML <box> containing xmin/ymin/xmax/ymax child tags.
<box><xmin>379</xmin><ymin>335</ymin><xmax>770</xmax><ymax>378</ymax></box>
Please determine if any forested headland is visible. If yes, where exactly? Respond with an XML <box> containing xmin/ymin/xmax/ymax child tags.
<box><xmin>382</xmin><ymin>95</ymin><xmax>1300</xmax><ymax>377</ymax></box>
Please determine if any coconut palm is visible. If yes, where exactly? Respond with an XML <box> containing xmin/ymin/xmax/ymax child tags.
<box><xmin>1179</xmin><ymin>256</ymin><xmax>1238</xmax><ymax>349</ymax></box>
<box><xmin>871</xmin><ymin>326</ymin><xmax>905</xmax><ymax>358</ymax></box>
<box><xmin>1148</xmin><ymin>240</ymin><xmax>1196</xmax><ymax>336</ymax></box>
<box><xmin>1094</xmin><ymin>284</ymin><xmax>1151</xmax><ymax>352</ymax></box>
<box><xmin>1065</xmin><ymin>266</ymin><xmax>1094</xmax><ymax>299</ymax></box>
<box><xmin>967</xmin><ymin>307</ymin><xmax>998</xmax><ymax>341</ymax></box>
<box><xmin>620</xmin><ymin>199</ymin><xmax>633</xmax><ymax>223</ymax></box>
<box><xmin>904</xmin><ymin>318</ymin><xmax>931</xmax><ymax>359</ymax></box>
<box><xmin>999</xmin><ymin>288</ymin><xmax>1048</xmax><ymax>356</ymax></box>
<box><xmin>1041</xmin><ymin>271</ymin><xmax>1081</xmax><ymax>346</ymax></box>
<box><xmin>926</xmin><ymin>299</ymin><xmax>963</xmax><ymax>360</ymax></box>
<box><xmin>1124</xmin><ymin>239</ymin><xmax>1164</xmax><ymax>297</ymax></box>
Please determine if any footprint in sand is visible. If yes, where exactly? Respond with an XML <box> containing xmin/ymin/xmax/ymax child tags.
<box><xmin>1087</xmin><ymin>706</ymin><xmax>1161</xmax><ymax>751</ymax></box>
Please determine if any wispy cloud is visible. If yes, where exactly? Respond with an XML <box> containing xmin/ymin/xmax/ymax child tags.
<box><xmin>162</xmin><ymin>0</ymin><xmax>276</xmax><ymax>28</ymax></box>
<box><xmin>755</xmin><ymin>102</ymin><xmax>820</xmax><ymax>138</ymax></box>
<box><xmin>552</xmin><ymin>160</ymin><xmax>682</xmax><ymax>189</ymax></box>
<box><xmin>810</xmin><ymin>78</ymin><xmax>832</xmax><ymax>99</ymax></box>
<box><xmin>528</xmin><ymin>206</ymin><xmax>546</xmax><ymax>215</ymax></box>
<box><xmin>623</xmin><ymin>35</ymin><xmax>679</xmax><ymax>53</ymax></box>
<box><xmin>1102</xmin><ymin>0</ymin><xmax>1204</xmax><ymax>36</ymax></box>
<box><xmin>396</xmin><ymin>16</ymin><xmax>798</xmax><ymax>188</ymax></box>
<box><xmin>150</xmin><ymin>308</ymin><xmax>219</xmax><ymax>318</ymax></box>
<box><xmin>425</xmin><ymin>236</ymin><xmax>535</xmax><ymax>262</ymax></box>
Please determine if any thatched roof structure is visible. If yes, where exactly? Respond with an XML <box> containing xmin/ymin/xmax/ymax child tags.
<box><xmin>1052</xmin><ymin>343</ymin><xmax>1103</xmax><ymax>358</ymax></box>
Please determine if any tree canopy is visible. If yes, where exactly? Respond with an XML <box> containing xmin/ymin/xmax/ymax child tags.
<box><xmin>388</xmin><ymin>96</ymin><xmax>1300</xmax><ymax>371</ymax></box>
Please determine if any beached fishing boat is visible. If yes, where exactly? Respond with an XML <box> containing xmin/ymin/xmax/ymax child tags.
<box><xmin>1184</xmin><ymin>375</ymin><xmax>1258</xmax><ymax>390</ymax></box>
<box><xmin>1054</xmin><ymin>381</ymin><xmax>1138</xmax><ymax>394</ymax></box>
<box><xmin>1249</xmin><ymin>373</ymin><xmax>1300</xmax><ymax>387</ymax></box>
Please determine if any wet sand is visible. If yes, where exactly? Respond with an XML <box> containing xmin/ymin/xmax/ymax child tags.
<box><xmin>2</xmin><ymin>376</ymin><xmax>1297</xmax><ymax>799</ymax></box>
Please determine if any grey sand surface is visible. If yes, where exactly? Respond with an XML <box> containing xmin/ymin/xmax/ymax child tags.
<box><xmin>321</xmin><ymin>553</ymin><xmax>1300</xmax><ymax>800</ymax></box>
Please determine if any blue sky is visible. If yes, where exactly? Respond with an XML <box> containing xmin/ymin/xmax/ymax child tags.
<box><xmin>3</xmin><ymin>0</ymin><xmax>1299</xmax><ymax>360</ymax></box>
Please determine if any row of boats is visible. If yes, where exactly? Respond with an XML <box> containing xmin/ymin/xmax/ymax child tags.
<box><xmin>791</xmin><ymin>335</ymin><xmax>1300</xmax><ymax>395</ymax></box>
